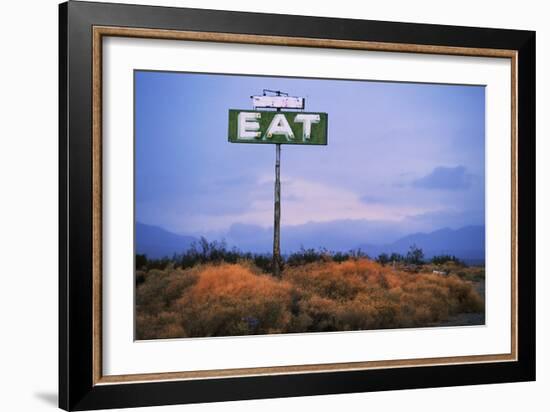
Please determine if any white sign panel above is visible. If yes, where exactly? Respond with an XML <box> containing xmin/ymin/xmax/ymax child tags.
<box><xmin>252</xmin><ymin>95</ymin><xmax>305</xmax><ymax>109</ymax></box>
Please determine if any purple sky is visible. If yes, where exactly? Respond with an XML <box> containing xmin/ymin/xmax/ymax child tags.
<box><xmin>135</xmin><ymin>70</ymin><xmax>485</xmax><ymax>248</ymax></box>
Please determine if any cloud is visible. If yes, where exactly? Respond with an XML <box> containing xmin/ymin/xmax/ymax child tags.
<box><xmin>186</xmin><ymin>175</ymin><xmax>435</xmax><ymax>232</ymax></box>
<box><xmin>411</xmin><ymin>166</ymin><xmax>472</xmax><ymax>190</ymax></box>
<box><xmin>359</xmin><ymin>195</ymin><xmax>383</xmax><ymax>204</ymax></box>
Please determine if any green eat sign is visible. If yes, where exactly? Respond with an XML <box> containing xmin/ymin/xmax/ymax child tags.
<box><xmin>228</xmin><ymin>109</ymin><xmax>328</xmax><ymax>145</ymax></box>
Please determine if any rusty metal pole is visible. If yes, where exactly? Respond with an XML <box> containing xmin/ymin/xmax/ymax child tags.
<box><xmin>273</xmin><ymin>142</ymin><xmax>282</xmax><ymax>277</ymax></box>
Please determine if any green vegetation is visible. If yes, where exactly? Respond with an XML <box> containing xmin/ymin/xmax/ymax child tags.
<box><xmin>136</xmin><ymin>238</ymin><xmax>372</xmax><ymax>274</ymax></box>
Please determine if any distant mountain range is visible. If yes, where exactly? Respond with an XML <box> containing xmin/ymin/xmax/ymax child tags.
<box><xmin>136</xmin><ymin>222</ymin><xmax>197</xmax><ymax>259</ymax></box>
<box><xmin>357</xmin><ymin>226</ymin><xmax>485</xmax><ymax>264</ymax></box>
<box><xmin>136</xmin><ymin>221</ymin><xmax>485</xmax><ymax>263</ymax></box>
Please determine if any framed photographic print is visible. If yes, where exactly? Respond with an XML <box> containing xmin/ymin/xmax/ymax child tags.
<box><xmin>59</xmin><ymin>1</ymin><xmax>536</xmax><ymax>410</ymax></box>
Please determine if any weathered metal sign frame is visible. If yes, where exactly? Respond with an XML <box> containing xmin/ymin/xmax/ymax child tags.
<box><xmin>228</xmin><ymin>109</ymin><xmax>328</xmax><ymax>145</ymax></box>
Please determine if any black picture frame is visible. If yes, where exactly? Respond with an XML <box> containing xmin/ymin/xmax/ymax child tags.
<box><xmin>59</xmin><ymin>1</ymin><xmax>536</xmax><ymax>410</ymax></box>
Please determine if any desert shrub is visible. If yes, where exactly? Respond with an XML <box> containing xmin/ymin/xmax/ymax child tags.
<box><xmin>455</xmin><ymin>266</ymin><xmax>485</xmax><ymax>282</ymax></box>
<box><xmin>252</xmin><ymin>254</ymin><xmax>273</xmax><ymax>273</ymax></box>
<box><xmin>424</xmin><ymin>260</ymin><xmax>485</xmax><ymax>282</ymax></box>
<box><xmin>284</xmin><ymin>259</ymin><xmax>483</xmax><ymax>332</ymax></box>
<box><xmin>136</xmin><ymin>311</ymin><xmax>185</xmax><ymax>340</ymax></box>
<box><xmin>390</xmin><ymin>253</ymin><xmax>404</xmax><ymax>262</ymax></box>
<box><xmin>376</xmin><ymin>253</ymin><xmax>390</xmax><ymax>265</ymax></box>
<box><xmin>136</xmin><ymin>270</ymin><xmax>146</xmax><ymax>286</ymax></box>
<box><xmin>135</xmin><ymin>258</ymin><xmax>485</xmax><ymax>339</ymax></box>
<box><xmin>284</xmin><ymin>259</ymin><xmax>380</xmax><ymax>301</ymax></box>
<box><xmin>406</xmin><ymin>244</ymin><xmax>425</xmax><ymax>264</ymax></box>
<box><xmin>431</xmin><ymin>255</ymin><xmax>465</xmax><ymax>266</ymax></box>
<box><xmin>296</xmin><ymin>295</ymin><xmax>340</xmax><ymax>331</ymax></box>
<box><xmin>176</xmin><ymin>263</ymin><xmax>292</xmax><ymax>337</ymax></box>
<box><xmin>286</xmin><ymin>247</ymin><xmax>368</xmax><ymax>267</ymax></box>
<box><xmin>286</xmin><ymin>247</ymin><xmax>329</xmax><ymax>267</ymax></box>
<box><xmin>136</xmin><ymin>266</ymin><xmax>199</xmax><ymax>314</ymax></box>
<box><xmin>136</xmin><ymin>254</ymin><xmax>148</xmax><ymax>270</ymax></box>
<box><xmin>153</xmin><ymin>238</ymin><xmax>276</xmax><ymax>274</ymax></box>
<box><xmin>173</xmin><ymin>237</ymin><xmax>240</xmax><ymax>268</ymax></box>
<box><xmin>143</xmin><ymin>241</ymin><xmax>377</xmax><ymax>275</ymax></box>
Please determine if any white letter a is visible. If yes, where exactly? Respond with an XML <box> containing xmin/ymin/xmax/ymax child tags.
<box><xmin>265</xmin><ymin>114</ymin><xmax>294</xmax><ymax>141</ymax></box>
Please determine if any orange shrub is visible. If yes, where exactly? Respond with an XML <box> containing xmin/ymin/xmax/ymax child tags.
<box><xmin>176</xmin><ymin>263</ymin><xmax>292</xmax><ymax>337</ymax></box>
<box><xmin>135</xmin><ymin>258</ymin><xmax>484</xmax><ymax>339</ymax></box>
<box><xmin>136</xmin><ymin>266</ymin><xmax>199</xmax><ymax>314</ymax></box>
<box><xmin>136</xmin><ymin>311</ymin><xmax>185</xmax><ymax>340</ymax></box>
<box><xmin>284</xmin><ymin>259</ymin><xmax>483</xmax><ymax>332</ymax></box>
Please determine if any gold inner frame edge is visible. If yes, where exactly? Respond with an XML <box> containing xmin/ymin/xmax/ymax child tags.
<box><xmin>91</xmin><ymin>26</ymin><xmax>518</xmax><ymax>385</ymax></box>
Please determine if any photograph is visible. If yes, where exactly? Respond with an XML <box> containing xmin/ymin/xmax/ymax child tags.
<box><xmin>134</xmin><ymin>70</ymin><xmax>487</xmax><ymax>340</ymax></box>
